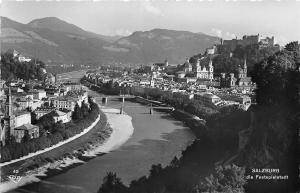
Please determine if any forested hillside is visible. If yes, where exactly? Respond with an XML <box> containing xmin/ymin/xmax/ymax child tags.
<box><xmin>0</xmin><ymin>51</ymin><xmax>46</xmax><ymax>81</ymax></box>
<box><xmin>238</xmin><ymin>41</ymin><xmax>300</xmax><ymax>192</ymax></box>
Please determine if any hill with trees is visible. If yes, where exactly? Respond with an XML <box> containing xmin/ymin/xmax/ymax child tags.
<box><xmin>237</xmin><ymin>41</ymin><xmax>300</xmax><ymax>192</ymax></box>
<box><xmin>190</xmin><ymin>43</ymin><xmax>280</xmax><ymax>75</ymax></box>
<box><xmin>0</xmin><ymin>51</ymin><xmax>46</xmax><ymax>81</ymax></box>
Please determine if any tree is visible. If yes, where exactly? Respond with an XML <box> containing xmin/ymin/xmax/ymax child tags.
<box><xmin>44</xmin><ymin>102</ymin><xmax>50</xmax><ymax>107</ymax></box>
<box><xmin>23</xmin><ymin>84</ymin><xmax>32</xmax><ymax>92</ymax></box>
<box><xmin>81</xmin><ymin>101</ymin><xmax>89</xmax><ymax>117</ymax></box>
<box><xmin>5</xmin><ymin>135</ymin><xmax>16</xmax><ymax>146</ymax></box>
<box><xmin>31</xmin><ymin>111</ymin><xmax>37</xmax><ymax>124</ymax></box>
<box><xmin>170</xmin><ymin>156</ymin><xmax>180</xmax><ymax>168</ymax></box>
<box><xmin>37</xmin><ymin>113</ymin><xmax>55</xmax><ymax>132</ymax></box>
<box><xmin>198</xmin><ymin>164</ymin><xmax>246</xmax><ymax>193</ymax></box>
<box><xmin>97</xmin><ymin>172</ymin><xmax>128</xmax><ymax>193</ymax></box>
<box><xmin>22</xmin><ymin>131</ymin><xmax>31</xmax><ymax>143</ymax></box>
<box><xmin>72</xmin><ymin>103</ymin><xmax>83</xmax><ymax>120</ymax></box>
<box><xmin>149</xmin><ymin>164</ymin><xmax>163</xmax><ymax>178</ymax></box>
<box><xmin>285</xmin><ymin>41</ymin><xmax>299</xmax><ymax>52</ymax></box>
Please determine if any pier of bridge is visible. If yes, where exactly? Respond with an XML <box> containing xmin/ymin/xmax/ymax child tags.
<box><xmin>118</xmin><ymin>105</ymin><xmax>174</xmax><ymax>115</ymax></box>
<box><xmin>102</xmin><ymin>95</ymin><xmax>135</xmax><ymax>104</ymax></box>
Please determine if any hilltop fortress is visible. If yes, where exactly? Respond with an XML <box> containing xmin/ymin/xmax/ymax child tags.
<box><xmin>218</xmin><ymin>34</ymin><xmax>276</xmax><ymax>52</ymax></box>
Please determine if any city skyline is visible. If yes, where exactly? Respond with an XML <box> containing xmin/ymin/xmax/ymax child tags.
<box><xmin>1</xmin><ymin>0</ymin><xmax>300</xmax><ymax>45</ymax></box>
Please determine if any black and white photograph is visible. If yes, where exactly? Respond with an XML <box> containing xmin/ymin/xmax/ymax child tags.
<box><xmin>0</xmin><ymin>0</ymin><xmax>299</xmax><ymax>192</ymax></box>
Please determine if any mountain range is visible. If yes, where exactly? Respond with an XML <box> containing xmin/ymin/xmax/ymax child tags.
<box><xmin>0</xmin><ymin>16</ymin><xmax>220</xmax><ymax>66</ymax></box>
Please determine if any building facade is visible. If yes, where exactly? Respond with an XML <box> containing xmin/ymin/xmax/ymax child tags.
<box><xmin>181</xmin><ymin>58</ymin><xmax>214</xmax><ymax>81</ymax></box>
<box><xmin>14</xmin><ymin>124</ymin><xmax>39</xmax><ymax>143</ymax></box>
<box><xmin>194</xmin><ymin>92</ymin><xmax>221</xmax><ymax>108</ymax></box>
<box><xmin>52</xmin><ymin>97</ymin><xmax>76</xmax><ymax>111</ymax></box>
<box><xmin>220</xmin><ymin>58</ymin><xmax>252</xmax><ymax>88</ymax></box>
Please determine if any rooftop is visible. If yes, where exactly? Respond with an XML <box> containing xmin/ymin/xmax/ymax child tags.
<box><xmin>15</xmin><ymin>123</ymin><xmax>38</xmax><ymax>131</ymax></box>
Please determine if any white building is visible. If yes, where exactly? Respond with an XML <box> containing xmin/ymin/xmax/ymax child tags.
<box><xmin>18</xmin><ymin>56</ymin><xmax>32</xmax><ymax>63</ymax></box>
<box><xmin>52</xmin><ymin>97</ymin><xmax>76</xmax><ymax>111</ymax></box>
<box><xmin>14</xmin><ymin>124</ymin><xmax>39</xmax><ymax>143</ymax></box>
<box><xmin>194</xmin><ymin>58</ymin><xmax>214</xmax><ymax>80</ymax></box>
<box><xmin>194</xmin><ymin>92</ymin><xmax>221</xmax><ymax>108</ymax></box>
<box><xmin>14</xmin><ymin>111</ymin><xmax>32</xmax><ymax>128</ymax></box>
<box><xmin>35</xmin><ymin>107</ymin><xmax>56</xmax><ymax>119</ymax></box>
<box><xmin>30</xmin><ymin>89</ymin><xmax>47</xmax><ymax>100</ymax></box>
<box><xmin>51</xmin><ymin>110</ymin><xmax>72</xmax><ymax>123</ymax></box>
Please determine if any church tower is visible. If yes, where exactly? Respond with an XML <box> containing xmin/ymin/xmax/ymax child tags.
<box><xmin>184</xmin><ymin>58</ymin><xmax>192</xmax><ymax>72</ymax></box>
<box><xmin>195</xmin><ymin>58</ymin><xmax>201</xmax><ymax>78</ymax></box>
<box><xmin>4</xmin><ymin>87</ymin><xmax>15</xmax><ymax>137</ymax></box>
<box><xmin>0</xmin><ymin>55</ymin><xmax>4</xmax><ymax>97</ymax></box>
<box><xmin>5</xmin><ymin>87</ymin><xmax>13</xmax><ymax>118</ymax></box>
<box><xmin>208</xmin><ymin>58</ymin><xmax>214</xmax><ymax>80</ymax></box>
<box><xmin>164</xmin><ymin>59</ymin><xmax>169</xmax><ymax>67</ymax></box>
<box><xmin>238</xmin><ymin>64</ymin><xmax>244</xmax><ymax>79</ymax></box>
<box><xmin>243</xmin><ymin>57</ymin><xmax>247</xmax><ymax>75</ymax></box>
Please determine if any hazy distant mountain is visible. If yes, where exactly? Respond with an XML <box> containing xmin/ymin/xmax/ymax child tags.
<box><xmin>108</xmin><ymin>28</ymin><xmax>220</xmax><ymax>63</ymax></box>
<box><xmin>1</xmin><ymin>16</ymin><xmax>114</xmax><ymax>64</ymax></box>
<box><xmin>28</xmin><ymin>17</ymin><xmax>121</xmax><ymax>43</ymax></box>
<box><xmin>1</xmin><ymin>17</ymin><xmax>219</xmax><ymax>66</ymax></box>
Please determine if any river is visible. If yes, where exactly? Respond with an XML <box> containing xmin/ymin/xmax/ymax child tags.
<box><xmin>8</xmin><ymin>90</ymin><xmax>195</xmax><ymax>193</ymax></box>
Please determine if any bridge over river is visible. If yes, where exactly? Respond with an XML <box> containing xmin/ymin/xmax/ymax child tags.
<box><xmin>95</xmin><ymin>95</ymin><xmax>175</xmax><ymax>114</ymax></box>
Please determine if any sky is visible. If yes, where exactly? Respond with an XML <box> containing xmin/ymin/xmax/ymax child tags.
<box><xmin>1</xmin><ymin>0</ymin><xmax>300</xmax><ymax>45</ymax></box>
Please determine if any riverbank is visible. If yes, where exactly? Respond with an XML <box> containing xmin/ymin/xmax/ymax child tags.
<box><xmin>0</xmin><ymin>115</ymin><xmax>101</xmax><ymax>167</ymax></box>
<box><xmin>0</xmin><ymin>105</ymin><xmax>135</xmax><ymax>193</ymax></box>
<box><xmin>0</xmin><ymin>108</ymin><xmax>109</xmax><ymax>192</ymax></box>
<box><xmin>83</xmin><ymin>107</ymin><xmax>134</xmax><ymax>156</ymax></box>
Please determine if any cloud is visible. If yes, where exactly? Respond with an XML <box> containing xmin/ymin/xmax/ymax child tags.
<box><xmin>211</xmin><ymin>28</ymin><xmax>222</xmax><ymax>38</ymax></box>
<box><xmin>141</xmin><ymin>1</ymin><xmax>164</xmax><ymax>16</ymax></box>
<box><xmin>115</xmin><ymin>29</ymin><xmax>133</xmax><ymax>37</ymax></box>
<box><xmin>211</xmin><ymin>28</ymin><xmax>237</xmax><ymax>39</ymax></box>
<box><xmin>225</xmin><ymin>32</ymin><xmax>236</xmax><ymax>39</ymax></box>
<box><xmin>275</xmin><ymin>35</ymin><xmax>288</xmax><ymax>46</ymax></box>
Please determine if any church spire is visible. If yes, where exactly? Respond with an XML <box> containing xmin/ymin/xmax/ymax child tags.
<box><xmin>5</xmin><ymin>87</ymin><xmax>12</xmax><ymax>118</ymax></box>
<box><xmin>164</xmin><ymin>58</ymin><xmax>168</xmax><ymax>66</ymax></box>
<box><xmin>196</xmin><ymin>58</ymin><xmax>200</xmax><ymax>67</ymax></box>
<box><xmin>243</xmin><ymin>57</ymin><xmax>247</xmax><ymax>69</ymax></box>
<box><xmin>209</xmin><ymin>58</ymin><xmax>213</xmax><ymax>67</ymax></box>
<box><xmin>185</xmin><ymin>57</ymin><xmax>190</xmax><ymax>63</ymax></box>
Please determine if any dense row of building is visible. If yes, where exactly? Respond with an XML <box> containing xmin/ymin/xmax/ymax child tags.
<box><xmin>86</xmin><ymin>66</ymin><xmax>252</xmax><ymax>111</ymax></box>
<box><xmin>0</xmin><ymin>81</ymin><xmax>88</xmax><ymax>146</ymax></box>
<box><xmin>85</xmin><ymin>35</ymin><xmax>265</xmax><ymax>111</ymax></box>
